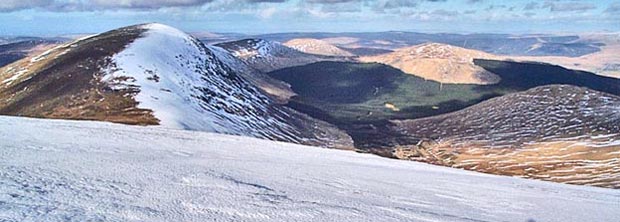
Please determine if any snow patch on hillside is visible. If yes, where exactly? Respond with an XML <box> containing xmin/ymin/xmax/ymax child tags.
<box><xmin>215</xmin><ymin>38</ymin><xmax>338</xmax><ymax>73</ymax></box>
<box><xmin>229</xmin><ymin>39</ymin><xmax>282</xmax><ymax>59</ymax></box>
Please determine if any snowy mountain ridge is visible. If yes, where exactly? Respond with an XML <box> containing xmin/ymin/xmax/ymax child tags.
<box><xmin>0</xmin><ymin>23</ymin><xmax>352</xmax><ymax>147</ymax></box>
<box><xmin>100</xmin><ymin>23</ymin><xmax>351</xmax><ymax>145</ymax></box>
<box><xmin>101</xmin><ymin>23</ymin><xmax>278</xmax><ymax>134</ymax></box>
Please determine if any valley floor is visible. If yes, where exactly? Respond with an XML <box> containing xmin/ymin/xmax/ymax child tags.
<box><xmin>0</xmin><ymin>116</ymin><xmax>618</xmax><ymax>222</ymax></box>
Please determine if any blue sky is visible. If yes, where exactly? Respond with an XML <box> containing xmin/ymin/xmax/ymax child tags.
<box><xmin>0</xmin><ymin>0</ymin><xmax>619</xmax><ymax>36</ymax></box>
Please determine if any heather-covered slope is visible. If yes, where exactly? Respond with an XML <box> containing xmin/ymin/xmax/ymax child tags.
<box><xmin>1</xmin><ymin>115</ymin><xmax>618</xmax><ymax>221</ymax></box>
<box><xmin>0</xmin><ymin>25</ymin><xmax>153</xmax><ymax>125</ymax></box>
<box><xmin>394</xmin><ymin>85</ymin><xmax>620</xmax><ymax>188</ymax></box>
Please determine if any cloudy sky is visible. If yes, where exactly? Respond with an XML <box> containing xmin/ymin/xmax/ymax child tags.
<box><xmin>0</xmin><ymin>0</ymin><xmax>618</xmax><ymax>36</ymax></box>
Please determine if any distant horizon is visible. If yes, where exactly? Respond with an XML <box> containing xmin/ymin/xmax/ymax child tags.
<box><xmin>1</xmin><ymin>0</ymin><xmax>619</xmax><ymax>36</ymax></box>
<box><xmin>3</xmin><ymin>22</ymin><xmax>620</xmax><ymax>39</ymax></box>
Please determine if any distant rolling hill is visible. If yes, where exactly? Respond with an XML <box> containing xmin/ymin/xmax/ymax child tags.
<box><xmin>283</xmin><ymin>38</ymin><xmax>355</xmax><ymax>57</ymax></box>
<box><xmin>256</xmin><ymin>32</ymin><xmax>602</xmax><ymax>57</ymax></box>
<box><xmin>339</xmin><ymin>46</ymin><xmax>392</xmax><ymax>56</ymax></box>
<box><xmin>359</xmin><ymin>43</ymin><xmax>500</xmax><ymax>84</ymax></box>
<box><xmin>0</xmin><ymin>39</ymin><xmax>63</xmax><ymax>68</ymax></box>
<box><xmin>508</xmin><ymin>33</ymin><xmax>620</xmax><ymax>79</ymax></box>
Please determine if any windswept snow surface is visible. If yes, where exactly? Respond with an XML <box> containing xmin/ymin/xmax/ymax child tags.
<box><xmin>0</xmin><ymin>116</ymin><xmax>619</xmax><ymax>222</ymax></box>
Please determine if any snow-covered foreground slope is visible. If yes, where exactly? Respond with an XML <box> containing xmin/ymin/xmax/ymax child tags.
<box><xmin>0</xmin><ymin>116</ymin><xmax>618</xmax><ymax>222</ymax></box>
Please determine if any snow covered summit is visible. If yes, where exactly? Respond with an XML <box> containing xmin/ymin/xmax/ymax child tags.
<box><xmin>102</xmin><ymin>23</ymin><xmax>289</xmax><ymax>135</ymax></box>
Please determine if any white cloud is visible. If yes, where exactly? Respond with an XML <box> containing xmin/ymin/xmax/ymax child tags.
<box><xmin>258</xmin><ymin>6</ymin><xmax>277</xmax><ymax>18</ymax></box>
<box><xmin>542</xmin><ymin>1</ymin><xmax>596</xmax><ymax>12</ymax></box>
<box><xmin>0</xmin><ymin>0</ymin><xmax>52</xmax><ymax>11</ymax></box>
